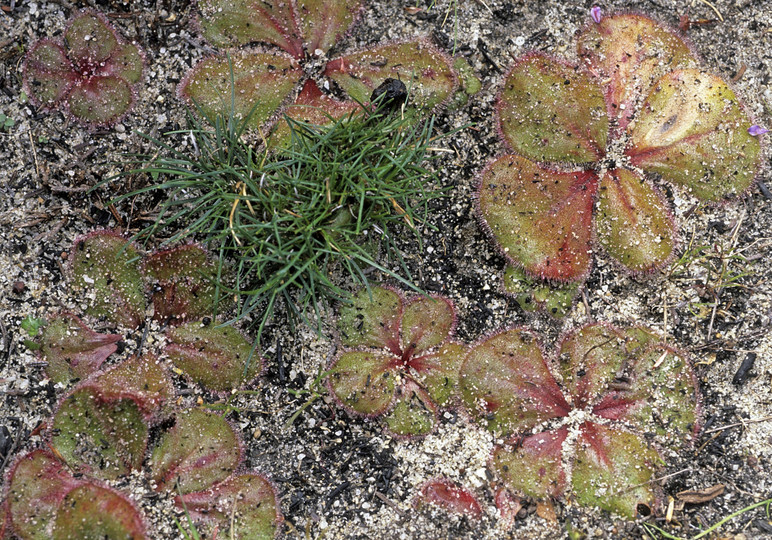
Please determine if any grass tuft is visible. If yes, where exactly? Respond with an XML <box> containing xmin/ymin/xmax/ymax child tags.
<box><xmin>113</xmin><ymin>101</ymin><xmax>447</xmax><ymax>340</ymax></box>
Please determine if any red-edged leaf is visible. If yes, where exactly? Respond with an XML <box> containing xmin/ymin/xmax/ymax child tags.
<box><xmin>179</xmin><ymin>50</ymin><xmax>303</xmax><ymax>131</ymax></box>
<box><xmin>460</xmin><ymin>328</ymin><xmax>570</xmax><ymax>436</ymax></box>
<box><xmin>6</xmin><ymin>450</ymin><xmax>82</xmax><ymax>540</ymax></box>
<box><xmin>178</xmin><ymin>474</ymin><xmax>282</xmax><ymax>539</ymax></box>
<box><xmin>477</xmin><ymin>154</ymin><xmax>597</xmax><ymax>282</ymax></box>
<box><xmin>494</xmin><ymin>488</ymin><xmax>523</xmax><ymax>527</ymax></box>
<box><xmin>337</xmin><ymin>286</ymin><xmax>402</xmax><ymax>354</ymax></box>
<box><xmin>577</xmin><ymin>13</ymin><xmax>696</xmax><ymax>132</ymax></box>
<box><xmin>595</xmin><ymin>168</ymin><xmax>675</xmax><ymax>272</ymax></box>
<box><xmin>68</xmin><ymin>231</ymin><xmax>145</xmax><ymax>329</ymax></box>
<box><xmin>400</xmin><ymin>295</ymin><xmax>455</xmax><ymax>358</ymax></box>
<box><xmin>270</xmin><ymin>79</ymin><xmax>360</xmax><ymax>147</ymax></box>
<box><xmin>166</xmin><ymin>322</ymin><xmax>262</xmax><ymax>393</ymax></box>
<box><xmin>196</xmin><ymin>0</ymin><xmax>303</xmax><ymax>58</ymax></box>
<box><xmin>150</xmin><ymin>409</ymin><xmax>241</xmax><ymax>495</ymax></box>
<box><xmin>51</xmin><ymin>387</ymin><xmax>148</xmax><ymax>480</ymax></box>
<box><xmin>383</xmin><ymin>380</ymin><xmax>437</xmax><ymax>437</ymax></box>
<box><xmin>496</xmin><ymin>53</ymin><xmax>607</xmax><ymax>163</ymax></box>
<box><xmin>491</xmin><ymin>428</ymin><xmax>569</xmax><ymax>499</ymax></box>
<box><xmin>67</xmin><ymin>75</ymin><xmax>134</xmax><ymax>125</ymax></box>
<box><xmin>556</xmin><ymin>323</ymin><xmax>629</xmax><ymax>411</ymax></box>
<box><xmin>325</xmin><ymin>40</ymin><xmax>457</xmax><ymax>110</ymax></box>
<box><xmin>327</xmin><ymin>350</ymin><xmax>398</xmax><ymax>416</ymax></box>
<box><xmin>414</xmin><ymin>479</ymin><xmax>483</xmax><ymax>519</ymax></box>
<box><xmin>23</xmin><ymin>40</ymin><xmax>76</xmax><ymax>107</ymax></box>
<box><xmin>86</xmin><ymin>354</ymin><xmax>174</xmax><ymax>419</ymax></box>
<box><xmin>296</xmin><ymin>0</ymin><xmax>362</xmax><ymax>54</ymax></box>
<box><xmin>144</xmin><ymin>244</ymin><xmax>218</xmax><ymax>324</ymax></box>
<box><xmin>572</xmin><ymin>422</ymin><xmax>660</xmax><ymax>519</ymax></box>
<box><xmin>64</xmin><ymin>12</ymin><xmax>119</xmax><ymax>69</ymax></box>
<box><xmin>627</xmin><ymin>69</ymin><xmax>761</xmax><ymax>201</ymax></box>
<box><xmin>410</xmin><ymin>341</ymin><xmax>467</xmax><ymax>407</ymax></box>
<box><xmin>52</xmin><ymin>482</ymin><xmax>146</xmax><ymax>540</ymax></box>
<box><xmin>40</xmin><ymin>312</ymin><xmax>122</xmax><ymax>384</ymax></box>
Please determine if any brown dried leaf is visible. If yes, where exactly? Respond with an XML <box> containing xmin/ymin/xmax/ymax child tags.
<box><xmin>676</xmin><ymin>484</ymin><xmax>725</xmax><ymax>504</ymax></box>
<box><xmin>536</xmin><ymin>500</ymin><xmax>557</xmax><ymax>522</ymax></box>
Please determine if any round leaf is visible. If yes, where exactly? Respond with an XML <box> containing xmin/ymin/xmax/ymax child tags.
<box><xmin>400</xmin><ymin>295</ymin><xmax>455</xmax><ymax>358</ymax></box>
<box><xmin>496</xmin><ymin>53</ymin><xmax>607</xmax><ymax>163</ymax></box>
<box><xmin>414</xmin><ymin>479</ymin><xmax>483</xmax><ymax>519</ymax></box>
<box><xmin>64</xmin><ymin>12</ymin><xmax>119</xmax><ymax>68</ymax></box>
<box><xmin>296</xmin><ymin>0</ymin><xmax>362</xmax><ymax>55</ymax></box>
<box><xmin>477</xmin><ymin>154</ymin><xmax>597</xmax><ymax>282</ymax></box>
<box><xmin>328</xmin><ymin>350</ymin><xmax>397</xmax><ymax>416</ymax></box>
<box><xmin>23</xmin><ymin>40</ymin><xmax>76</xmax><ymax>107</ymax></box>
<box><xmin>383</xmin><ymin>381</ymin><xmax>437</xmax><ymax>437</ymax></box>
<box><xmin>409</xmin><ymin>341</ymin><xmax>467</xmax><ymax>407</ymax></box>
<box><xmin>491</xmin><ymin>428</ymin><xmax>568</xmax><ymax>499</ymax></box>
<box><xmin>68</xmin><ymin>75</ymin><xmax>134</xmax><ymax>125</ymax></box>
<box><xmin>337</xmin><ymin>286</ymin><xmax>402</xmax><ymax>353</ymax></box>
<box><xmin>627</xmin><ymin>69</ymin><xmax>761</xmax><ymax>201</ymax></box>
<box><xmin>53</xmin><ymin>483</ymin><xmax>146</xmax><ymax>540</ymax></box>
<box><xmin>596</xmin><ymin>168</ymin><xmax>675</xmax><ymax>272</ymax></box>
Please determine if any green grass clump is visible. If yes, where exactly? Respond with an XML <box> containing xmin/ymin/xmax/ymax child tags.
<box><xmin>118</xmin><ymin>104</ymin><xmax>445</xmax><ymax>338</ymax></box>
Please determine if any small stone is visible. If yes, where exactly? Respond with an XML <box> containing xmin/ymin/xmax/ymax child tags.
<box><xmin>12</xmin><ymin>281</ymin><xmax>25</xmax><ymax>294</ymax></box>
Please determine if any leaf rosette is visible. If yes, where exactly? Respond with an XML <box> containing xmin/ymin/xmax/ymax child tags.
<box><xmin>478</xmin><ymin>13</ymin><xmax>763</xmax><ymax>285</ymax></box>
<box><xmin>328</xmin><ymin>286</ymin><xmax>467</xmax><ymax>436</ymax></box>
<box><xmin>460</xmin><ymin>322</ymin><xmax>701</xmax><ymax>518</ymax></box>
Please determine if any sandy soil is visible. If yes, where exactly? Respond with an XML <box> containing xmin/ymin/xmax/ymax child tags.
<box><xmin>1</xmin><ymin>0</ymin><xmax>771</xmax><ymax>538</ymax></box>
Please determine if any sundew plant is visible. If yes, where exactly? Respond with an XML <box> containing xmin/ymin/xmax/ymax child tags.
<box><xmin>477</xmin><ymin>11</ymin><xmax>764</xmax><ymax>286</ymax></box>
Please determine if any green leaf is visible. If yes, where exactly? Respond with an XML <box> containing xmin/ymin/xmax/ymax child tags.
<box><xmin>20</xmin><ymin>314</ymin><xmax>46</xmax><ymax>337</ymax></box>
<box><xmin>67</xmin><ymin>75</ymin><xmax>134</xmax><ymax>125</ymax></box>
<box><xmin>571</xmin><ymin>423</ymin><xmax>660</xmax><ymax>519</ymax></box>
<box><xmin>6</xmin><ymin>450</ymin><xmax>82</xmax><ymax>540</ymax></box>
<box><xmin>491</xmin><ymin>428</ymin><xmax>568</xmax><ymax>498</ymax></box>
<box><xmin>459</xmin><ymin>328</ymin><xmax>570</xmax><ymax>436</ymax></box>
<box><xmin>40</xmin><ymin>312</ymin><xmax>122</xmax><ymax>384</ymax></box>
<box><xmin>150</xmin><ymin>409</ymin><xmax>241</xmax><ymax>495</ymax></box>
<box><xmin>51</xmin><ymin>387</ymin><xmax>148</xmax><ymax>480</ymax></box>
<box><xmin>23</xmin><ymin>40</ymin><xmax>76</xmax><ymax>106</ymax></box>
<box><xmin>53</xmin><ymin>483</ymin><xmax>146</xmax><ymax>540</ymax></box>
<box><xmin>501</xmin><ymin>265</ymin><xmax>578</xmax><ymax>317</ymax></box>
<box><xmin>144</xmin><ymin>244</ymin><xmax>219</xmax><ymax>324</ymax></box>
<box><xmin>64</xmin><ymin>12</ymin><xmax>119</xmax><ymax>67</ymax></box>
<box><xmin>108</xmin><ymin>41</ymin><xmax>145</xmax><ymax>85</ymax></box>
<box><xmin>327</xmin><ymin>350</ymin><xmax>397</xmax><ymax>416</ymax></box>
<box><xmin>595</xmin><ymin>168</ymin><xmax>675</xmax><ymax>272</ymax></box>
<box><xmin>325</xmin><ymin>40</ymin><xmax>458</xmax><ymax>110</ymax></box>
<box><xmin>410</xmin><ymin>342</ymin><xmax>466</xmax><ymax>407</ymax></box>
<box><xmin>179</xmin><ymin>474</ymin><xmax>282</xmax><ymax>540</ymax></box>
<box><xmin>477</xmin><ymin>154</ymin><xmax>597</xmax><ymax>282</ymax></box>
<box><xmin>577</xmin><ymin>13</ymin><xmax>696</xmax><ymax>131</ymax></box>
<box><xmin>296</xmin><ymin>0</ymin><xmax>362</xmax><ymax>55</ymax></box>
<box><xmin>400</xmin><ymin>295</ymin><xmax>455</xmax><ymax>357</ymax></box>
<box><xmin>383</xmin><ymin>381</ymin><xmax>437</xmax><ymax>437</ymax></box>
<box><xmin>166</xmin><ymin>322</ymin><xmax>261</xmax><ymax>393</ymax></box>
<box><xmin>68</xmin><ymin>231</ymin><xmax>145</xmax><ymax>329</ymax></box>
<box><xmin>179</xmin><ymin>50</ymin><xmax>303</xmax><ymax>131</ymax></box>
<box><xmin>627</xmin><ymin>69</ymin><xmax>761</xmax><ymax>201</ymax></box>
<box><xmin>496</xmin><ymin>53</ymin><xmax>607</xmax><ymax>163</ymax></box>
<box><xmin>196</xmin><ymin>0</ymin><xmax>303</xmax><ymax>57</ymax></box>
<box><xmin>337</xmin><ymin>286</ymin><xmax>402</xmax><ymax>353</ymax></box>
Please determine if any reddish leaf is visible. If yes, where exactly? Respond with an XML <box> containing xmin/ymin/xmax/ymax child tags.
<box><xmin>595</xmin><ymin>168</ymin><xmax>675</xmax><ymax>272</ymax></box>
<box><xmin>166</xmin><ymin>321</ymin><xmax>262</xmax><ymax>393</ymax></box>
<box><xmin>64</xmin><ymin>11</ymin><xmax>119</xmax><ymax>68</ymax></box>
<box><xmin>337</xmin><ymin>286</ymin><xmax>402</xmax><ymax>354</ymax></box>
<box><xmin>627</xmin><ymin>69</ymin><xmax>761</xmax><ymax>201</ymax></box>
<box><xmin>40</xmin><ymin>312</ymin><xmax>122</xmax><ymax>384</ymax></box>
<box><xmin>577</xmin><ymin>14</ymin><xmax>696</xmax><ymax>131</ymax></box>
<box><xmin>179</xmin><ymin>50</ymin><xmax>303</xmax><ymax>131</ymax></box>
<box><xmin>327</xmin><ymin>350</ymin><xmax>397</xmax><ymax>416</ymax></box>
<box><xmin>494</xmin><ymin>488</ymin><xmax>523</xmax><ymax>527</ymax></box>
<box><xmin>296</xmin><ymin>0</ymin><xmax>363</xmax><ymax>54</ymax></box>
<box><xmin>68</xmin><ymin>231</ymin><xmax>145</xmax><ymax>329</ymax></box>
<box><xmin>400</xmin><ymin>295</ymin><xmax>455</xmax><ymax>358</ymax></box>
<box><xmin>325</xmin><ymin>40</ymin><xmax>457</xmax><ymax>110</ymax></box>
<box><xmin>477</xmin><ymin>154</ymin><xmax>597</xmax><ymax>282</ymax></box>
<box><xmin>23</xmin><ymin>40</ymin><xmax>76</xmax><ymax>107</ymax></box>
<box><xmin>67</xmin><ymin>75</ymin><xmax>134</xmax><ymax>125</ymax></box>
<box><xmin>496</xmin><ymin>53</ymin><xmax>607</xmax><ymax>163</ymax></box>
<box><xmin>410</xmin><ymin>341</ymin><xmax>467</xmax><ymax>407</ymax></box>
<box><xmin>459</xmin><ymin>327</ymin><xmax>570</xmax><ymax>436</ymax></box>
<box><xmin>144</xmin><ymin>244</ymin><xmax>218</xmax><ymax>324</ymax></box>
<box><xmin>6</xmin><ymin>450</ymin><xmax>82</xmax><ymax>540</ymax></box>
<box><xmin>52</xmin><ymin>482</ymin><xmax>146</xmax><ymax>539</ymax></box>
<box><xmin>415</xmin><ymin>479</ymin><xmax>483</xmax><ymax>519</ymax></box>
<box><xmin>150</xmin><ymin>409</ymin><xmax>241</xmax><ymax>495</ymax></box>
<box><xmin>179</xmin><ymin>474</ymin><xmax>282</xmax><ymax>539</ymax></box>
<box><xmin>196</xmin><ymin>0</ymin><xmax>303</xmax><ymax>58</ymax></box>
<box><xmin>270</xmin><ymin>79</ymin><xmax>360</xmax><ymax>147</ymax></box>
<box><xmin>51</xmin><ymin>387</ymin><xmax>148</xmax><ymax>480</ymax></box>
<box><xmin>572</xmin><ymin>422</ymin><xmax>660</xmax><ymax>519</ymax></box>
<box><xmin>491</xmin><ymin>429</ymin><xmax>568</xmax><ymax>499</ymax></box>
